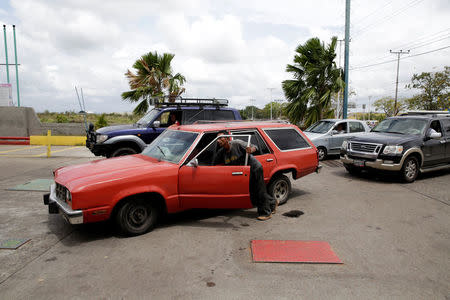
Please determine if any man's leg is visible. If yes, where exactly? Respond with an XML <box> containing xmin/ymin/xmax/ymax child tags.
<box><xmin>252</xmin><ymin>164</ymin><xmax>273</xmax><ymax>217</ymax></box>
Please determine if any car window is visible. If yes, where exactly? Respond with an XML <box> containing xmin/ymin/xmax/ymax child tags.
<box><xmin>264</xmin><ymin>128</ymin><xmax>310</xmax><ymax>151</ymax></box>
<box><xmin>186</xmin><ymin>132</ymin><xmax>218</xmax><ymax>165</ymax></box>
<box><xmin>206</xmin><ymin>110</ymin><xmax>235</xmax><ymax>120</ymax></box>
<box><xmin>429</xmin><ymin>120</ymin><xmax>443</xmax><ymax>134</ymax></box>
<box><xmin>157</xmin><ymin>111</ymin><xmax>181</xmax><ymax>127</ymax></box>
<box><xmin>305</xmin><ymin>120</ymin><xmax>335</xmax><ymax>133</ymax></box>
<box><xmin>183</xmin><ymin>110</ymin><xmax>205</xmax><ymax>124</ymax></box>
<box><xmin>372</xmin><ymin>118</ymin><xmax>428</xmax><ymax>135</ymax></box>
<box><xmin>349</xmin><ymin>122</ymin><xmax>365</xmax><ymax>133</ymax></box>
<box><xmin>443</xmin><ymin>119</ymin><xmax>450</xmax><ymax>134</ymax></box>
<box><xmin>333</xmin><ymin>122</ymin><xmax>347</xmax><ymax>133</ymax></box>
<box><xmin>231</xmin><ymin>130</ymin><xmax>270</xmax><ymax>155</ymax></box>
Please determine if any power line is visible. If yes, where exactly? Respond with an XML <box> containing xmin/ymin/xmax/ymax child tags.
<box><xmin>350</xmin><ymin>45</ymin><xmax>450</xmax><ymax>71</ymax></box>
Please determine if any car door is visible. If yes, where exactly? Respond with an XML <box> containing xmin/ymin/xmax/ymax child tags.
<box><xmin>329</xmin><ymin>121</ymin><xmax>348</xmax><ymax>152</ymax></box>
<box><xmin>422</xmin><ymin>120</ymin><xmax>447</xmax><ymax>166</ymax></box>
<box><xmin>231</xmin><ymin>129</ymin><xmax>277</xmax><ymax>182</ymax></box>
<box><xmin>443</xmin><ymin>119</ymin><xmax>450</xmax><ymax>163</ymax></box>
<box><xmin>178</xmin><ymin>134</ymin><xmax>252</xmax><ymax>209</ymax></box>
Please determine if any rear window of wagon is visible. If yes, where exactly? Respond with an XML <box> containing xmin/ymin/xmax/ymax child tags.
<box><xmin>264</xmin><ymin>128</ymin><xmax>311</xmax><ymax>151</ymax></box>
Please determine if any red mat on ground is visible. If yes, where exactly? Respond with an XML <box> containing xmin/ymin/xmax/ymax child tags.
<box><xmin>251</xmin><ymin>240</ymin><xmax>342</xmax><ymax>263</ymax></box>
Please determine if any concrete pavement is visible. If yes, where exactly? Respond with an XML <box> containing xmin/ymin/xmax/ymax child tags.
<box><xmin>0</xmin><ymin>146</ymin><xmax>449</xmax><ymax>299</ymax></box>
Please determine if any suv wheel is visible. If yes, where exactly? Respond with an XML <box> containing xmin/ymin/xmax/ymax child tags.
<box><xmin>401</xmin><ymin>156</ymin><xmax>419</xmax><ymax>183</ymax></box>
<box><xmin>115</xmin><ymin>198</ymin><xmax>159</xmax><ymax>236</ymax></box>
<box><xmin>344</xmin><ymin>163</ymin><xmax>362</xmax><ymax>176</ymax></box>
<box><xmin>111</xmin><ymin>147</ymin><xmax>138</xmax><ymax>157</ymax></box>
<box><xmin>317</xmin><ymin>147</ymin><xmax>327</xmax><ymax>161</ymax></box>
<box><xmin>268</xmin><ymin>175</ymin><xmax>291</xmax><ymax>205</ymax></box>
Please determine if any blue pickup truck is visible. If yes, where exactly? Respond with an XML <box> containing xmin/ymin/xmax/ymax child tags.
<box><xmin>86</xmin><ymin>98</ymin><xmax>242</xmax><ymax>157</ymax></box>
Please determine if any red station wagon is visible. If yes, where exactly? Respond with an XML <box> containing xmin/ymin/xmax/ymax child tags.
<box><xmin>44</xmin><ymin>121</ymin><xmax>321</xmax><ymax>235</ymax></box>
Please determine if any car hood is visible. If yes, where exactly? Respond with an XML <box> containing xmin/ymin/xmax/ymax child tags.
<box><xmin>96</xmin><ymin>124</ymin><xmax>142</xmax><ymax>134</ymax></box>
<box><xmin>303</xmin><ymin>132</ymin><xmax>326</xmax><ymax>140</ymax></box>
<box><xmin>54</xmin><ymin>155</ymin><xmax>175</xmax><ymax>192</ymax></box>
<box><xmin>349</xmin><ymin>132</ymin><xmax>420</xmax><ymax>145</ymax></box>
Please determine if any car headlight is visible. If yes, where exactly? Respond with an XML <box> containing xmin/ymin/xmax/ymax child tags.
<box><xmin>66</xmin><ymin>189</ymin><xmax>72</xmax><ymax>203</ymax></box>
<box><xmin>341</xmin><ymin>140</ymin><xmax>348</xmax><ymax>149</ymax></box>
<box><xmin>383</xmin><ymin>145</ymin><xmax>403</xmax><ymax>155</ymax></box>
<box><xmin>96</xmin><ymin>134</ymin><xmax>108</xmax><ymax>143</ymax></box>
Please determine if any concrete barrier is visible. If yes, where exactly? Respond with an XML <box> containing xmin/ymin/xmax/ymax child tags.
<box><xmin>30</xmin><ymin>135</ymin><xmax>85</xmax><ymax>146</ymax></box>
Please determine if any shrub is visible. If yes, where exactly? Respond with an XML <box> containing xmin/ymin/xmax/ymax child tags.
<box><xmin>95</xmin><ymin>114</ymin><xmax>108</xmax><ymax>129</ymax></box>
<box><xmin>56</xmin><ymin>115</ymin><xmax>69</xmax><ymax>123</ymax></box>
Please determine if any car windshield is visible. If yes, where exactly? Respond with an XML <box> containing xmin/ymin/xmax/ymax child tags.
<box><xmin>305</xmin><ymin>121</ymin><xmax>335</xmax><ymax>133</ymax></box>
<box><xmin>371</xmin><ymin>118</ymin><xmax>428</xmax><ymax>135</ymax></box>
<box><xmin>142</xmin><ymin>129</ymin><xmax>198</xmax><ymax>163</ymax></box>
<box><xmin>136</xmin><ymin>109</ymin><xmax>160</xmax><ymax>126</ymax></box>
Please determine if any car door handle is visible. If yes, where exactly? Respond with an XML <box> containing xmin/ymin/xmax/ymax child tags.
<box><xmin>440</xmin><ymin>140</ymin><xmax>446</xmax><ymax>144</ymax></box>
<box><xmin>232</xmin><ymin>172</ymin><xmax>243</xmax><ymax>176</ymax></box>
<box><xmin>266</xmin><ymin>159</ymin><xmax>274</xmax><ymax>162</ymax></box>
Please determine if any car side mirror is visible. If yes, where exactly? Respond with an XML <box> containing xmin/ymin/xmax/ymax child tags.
<box><xmin>429</xmin><ymin>132</ymin><xmax>442</xmax><ymax>140</ymax></box>
<box><xmin>187</xmin><ymin>158</ymin><xmax>198</xmax><ymax>167</ymax></box>
<box><xmin>152</xmin><ymin>120</ymin><xmax>160</xmax><ymax>128</ymax></box>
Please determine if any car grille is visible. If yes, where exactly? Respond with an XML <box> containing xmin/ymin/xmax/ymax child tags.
<box><xmin>55</xmin><ymin>183</ymin><xmax>68</xmax><ymax>202</ymax></box>
<box><xmin>350</xmin><ymin>142</ymin><xmax>382</xmax><ymax>154</ymax></box>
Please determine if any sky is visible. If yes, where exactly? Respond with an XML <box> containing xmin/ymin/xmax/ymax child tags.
<box><xmin>0</xmin><ymin>0</ymin><xmax>449</xmax><ymax>114</ymax></box>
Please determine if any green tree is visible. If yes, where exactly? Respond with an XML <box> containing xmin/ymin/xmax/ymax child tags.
<box><xmin>282</xmin><ymin>36</ymin><xmax>344</xmax><ymax>126</ymax></box>
<box><xmin>406</xmin><ymin>66</ymin><xmax>449</xmax><ymax>110</ymax></box>
<box><xmin>122</xmin><ymin>51</ymin><xmax>186</xmax><ymax>115</ymax></box>
<box><xmin>373</xmin><ymin>97</ymin><xmax>406</xmax><ymax>117</ymax></box>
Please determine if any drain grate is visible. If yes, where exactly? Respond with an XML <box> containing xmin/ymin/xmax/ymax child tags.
<box><xmin>322</xmin><ymin>160</ymin><xmax>343</xmax><ymax>168</ymax></box>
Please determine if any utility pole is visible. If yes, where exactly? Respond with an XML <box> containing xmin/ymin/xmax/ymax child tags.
<box><xmin>343</xmin><ymin>0</ymin><xmax>351</xmax><ymax>119</ymax></box>
<box><xmin>390</xmin><ymin>49</ymin><xmax>410</xmax><ymax>115</ymax></box>
<box><xmin>337</xmin><ymin>39</ymin><xmax>344</xmax><ymax>119</ymax></box>
<box><xmin>267</xmin><ymin>88</ymin><xmax>275</xmax><ymax>120</ymax></box>
<box><xmin>3</xmin><ymin>25</ymin><xmax>10</xmax><ymax>83</ymax></box>
<box><xmin>368</xmin><ymin>95</ymin><xmax>372</xmax><ymax>120</ymax></box>
<box><xmin>250</xmin><ymin>99</ymin><xmax>255</xmax><ymax>120</ymax></box>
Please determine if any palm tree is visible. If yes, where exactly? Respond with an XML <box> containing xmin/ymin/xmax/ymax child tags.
<box><xmin>122</xmin><ymin>51</ymin><xmax>186</xmax><ymax>115</ymax></box>
<box><xmin>282</xmin><ymin>37</ymin><xmax>343</xmax><ymax>127</ymax></box>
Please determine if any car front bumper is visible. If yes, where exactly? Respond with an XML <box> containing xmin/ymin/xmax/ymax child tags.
<box><xmin>340</xmin><ymin>154</ymin><xmax>403</xmax><ymax>171</ymax></box>
<box><xmin>43</xmin><ymin>184</ymin><xmax>83</xmax><ymax>224</ymax></box>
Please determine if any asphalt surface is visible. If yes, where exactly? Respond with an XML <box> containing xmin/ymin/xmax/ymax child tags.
<box><xmin>0</xmin><ymin>146</ymin><xmax>449</xmax><ymax>299</ymax></box>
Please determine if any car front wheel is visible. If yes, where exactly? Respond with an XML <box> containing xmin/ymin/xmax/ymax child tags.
<box><xmin>401</xmin><ymin>156</ymin><xmax>419</xmax><ymax>183</ymax></box>
<box><xmin>317</xmin><ymin>147</ymin><xmax>327</xmax><ymax>161</ymax></box>
<box><xmin>111</xmin><ymin>147</ymin><xmax>138</xmax><ymax>157</ymax></box>
<box><xmin>116</xmin><ymin>198</ymin><xmax>159</xmax><ymax>236</ymax></box>
<box><xmin>268</xmin><ymin>175</ymin><xmax>291</xmax><ymax>205</ymax></box>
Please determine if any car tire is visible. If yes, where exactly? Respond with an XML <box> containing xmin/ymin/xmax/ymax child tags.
<box><xmin>401</xmin><ymin>156</ymin><xmax>419</xmax><ymax>183</ymax></box>
<box><xmin>344</xmin><ymin>163</ymin><xmax>362</xmax><ymax>175</ymax></box>
<box><xmin>268</xmin><ymin>175</ymin><xmax>291</xmax><ymax>205</ymax></box>
<box><xmin>115</xmin><ymin>198</ymin><xmax>159</xmax><ymax>236</ymax></box>
<box><xmin>317</xmin><ymin>147</ymin><xmax>327</xmax><ymax>161</ymax></box>
<box><xmin>111</xmin><ymin>147</ymin><xmax>138</xmax><ymax>157</ymax></box>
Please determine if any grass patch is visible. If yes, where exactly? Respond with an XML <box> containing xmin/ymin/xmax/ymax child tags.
<box><xmin>37</xmin><ymin>111</ymin><xmax>139</xmax><ymax>124</ymax></box>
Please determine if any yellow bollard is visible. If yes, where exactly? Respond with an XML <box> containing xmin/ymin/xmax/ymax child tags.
<box><xmin>47</xmin><ymin>130</ymin><xmax>51</xmax><ymax>158</ymax></box>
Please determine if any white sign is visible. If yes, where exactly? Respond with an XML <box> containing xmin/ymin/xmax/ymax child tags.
<box><xmin>0</xmin><ymin>84</ymin><xmax>14</xmax><ymax>106</ymax></box>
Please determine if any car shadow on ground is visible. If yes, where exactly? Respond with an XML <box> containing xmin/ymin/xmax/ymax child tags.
<box><xmin>333</xmin><ymin>167</ymin><xmax>450</xmax><ymax>184</ymax></box>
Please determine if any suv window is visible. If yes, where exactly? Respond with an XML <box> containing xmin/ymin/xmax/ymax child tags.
<box><xmin>231</xmin><ymin>130</ymin><xmax>270</xmax><ymax>155</ymax></box>
<box><xmin>183</xmin><ymin>110</ymin><xmax>204</xmax><ymax>124</ymax></box>
<box><xmin>264</xmin><ymin>128</ymin><xmax>310</xmax><ymax>151</ymax></box>
<box><xmin>205</xmin><ymin>110</ymin><xmax>235</xmax><ymax>120</ymax></box>
<box><xmin>349</xmin><ymin>121</ymin><xmax>365</xmax><ymax>133</ymax></box>
<box><xmin>443</xmin><ymin>119</ymin><xmax>450</xmax><ymax>134</ymax></box>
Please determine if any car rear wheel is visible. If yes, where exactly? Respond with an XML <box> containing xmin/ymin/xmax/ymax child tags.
<box><xmin>111</xmin><ymin>147</ymin><xmax>138</xmax><ymax>157</ymax></box>
<box><xmin>317</xmin><ymin>147</ymin><xmax>327</xmax><ymax>161</ymax></box>
<box><xmin>115</xmin><ymin>198</ymin><xmax>159</xmax><ymax>236</ymax></box>
<box><xmin>268</xmin><ymin>175</ymin><xmax>291</xmax><ymax>205</ymax></box>
<box><xmin>401</xmin><ymin>156</ymin><xmax>419</xmax><ymax>183</ymax></box>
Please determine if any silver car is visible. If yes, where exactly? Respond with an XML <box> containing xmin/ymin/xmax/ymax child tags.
<box><xmin>304</xmin><ymin>119</ymin><xmax>371</xmax><ymax>160</ymax></box>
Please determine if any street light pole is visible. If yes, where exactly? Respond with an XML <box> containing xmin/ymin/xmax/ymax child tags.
<box><xmin>250</xmin><ymin>99</ymin><xmax>255</xmax><ymax>120</ymax></box>
<box><xmin>267</xmin><ymin>88</ymin><xmax>274</xmax><ymax>120</ymax></box>
<box><xmin>390</xmin><ymin>49</ymin><xmax>410</xmax><ymax>115</ymax></box>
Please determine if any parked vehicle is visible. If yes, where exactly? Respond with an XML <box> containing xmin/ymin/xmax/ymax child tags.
<box><xmin>86</xmin><ymin>98</ymin><xmax>242</xmax><ymax>157</ymax></box>
<box><xmin>304</xmin><ymin>119</ymin><xmax>371</xmax><ymax>160</ymax></box>
<box><xmin>340</xmin><ymin>113</ymin><xmax>450</xmax><ymax>182</ymax></box>
<box><xmin>44</xmin><ymin>121</ymin><xmax>321</xmax><ymax>236</ymax></box>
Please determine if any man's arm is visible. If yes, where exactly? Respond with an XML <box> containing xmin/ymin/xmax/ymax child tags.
<box><xmin>233</xmin><ymin>139</ymin><xmax>258</xmax><ymax>154</ymax></box>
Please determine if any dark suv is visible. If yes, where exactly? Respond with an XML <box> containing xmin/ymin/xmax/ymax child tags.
<box><xmin>86</xmin><ymin>98</ymin><xmax>241</xmax><ymax>157</ymax></box>
<box><xmin>340</xmin><ymin>112</ymin><xmax>450</xmax><ymax>182</ymax></box>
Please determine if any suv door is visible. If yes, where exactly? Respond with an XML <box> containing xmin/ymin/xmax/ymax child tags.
<box><xmin>443</xmin><ymin>119</ymin><xmax>450</xmax><ymax>163</ymax></box>
<box><xmin>329</xmin><ymin>121</ymin><xmax>348</xmax><ymax>152</ymax></box>
<box><xmin>178</xmin><ymin>134</ymin><xmax>252</xmax><ymax>209</ymax></box>
<box><xmin>422</xmin><ymin>120</ymin><xmax>447</xmax><ymax>167</ymax></box>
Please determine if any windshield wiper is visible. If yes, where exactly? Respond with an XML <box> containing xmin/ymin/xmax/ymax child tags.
<box><xmin>156</xmin><ymin>146</ymin><xmax>166</xmax><ymax>158</ymax></box>
<box><xmin>386</xmin><ymin>131</ymin><xmax>405</xmax><ymax>134</ymax></box>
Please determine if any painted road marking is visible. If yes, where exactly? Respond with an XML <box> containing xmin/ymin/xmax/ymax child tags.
<box><xmin>0</xmin><ymin>146</ymin><xmax>43</xmax><ymax>154</ymax></box>
<box><xmin>34</xmin><ymin>146</ymin><xmax>82</xmax><ymax>157</ymax></box>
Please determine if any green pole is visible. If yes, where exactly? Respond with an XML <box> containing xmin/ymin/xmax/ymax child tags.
<box><xmin>3</xmin><ymin>24</ymin><xmax>10</xmax><ymax>83</ymax></box>
<box><xmin>12</xmin><ymin>25</ymin><xmax>20</xmax><ymax>107</ymax></box>
<box><xmin>343</xmin><ymin>0</ymin><xmax>351</xmax><ymax>119</ymax></box>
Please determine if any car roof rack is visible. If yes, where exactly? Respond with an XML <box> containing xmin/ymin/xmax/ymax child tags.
<box><xmin>399</xmin><ymin>110</ymin><xmax>450</xmax><ymax>117</ymax></box>
<box><xmin>193</xmin><ymin>119</ymin><xmax>290</xmax><ymax>124</ymax></box>
<box><xmin>151</xmin><ymin>96</ymin><xmax>228</xmax><ymax>108</ymax></box>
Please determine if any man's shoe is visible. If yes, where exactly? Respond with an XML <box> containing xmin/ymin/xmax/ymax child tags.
<box><xmin>257</xmin><ymin>213</ymin><xmax>272</xmax><ymax>221</ymax></box>
<box><xmin>272</xmin><ymin>200</ymin><xmax>279</xmax><ymax>214</ymax></box>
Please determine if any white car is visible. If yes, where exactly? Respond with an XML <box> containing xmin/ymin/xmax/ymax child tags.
<box><xmin>304</xmin><ymin>119</ymin><xmax>371</xmax><ymax>160</ymax></box>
